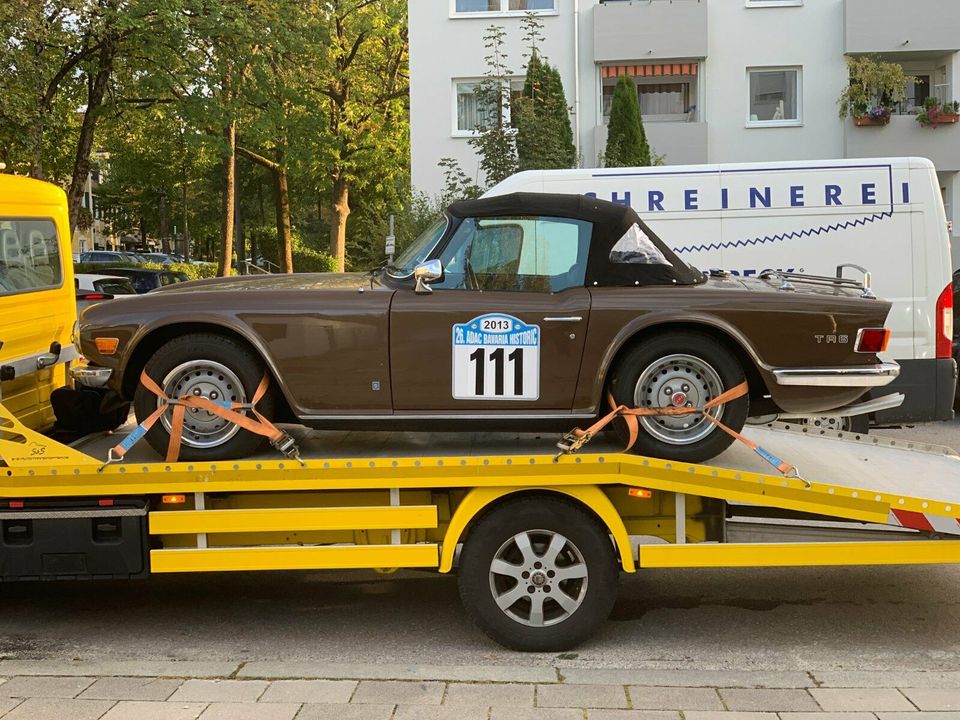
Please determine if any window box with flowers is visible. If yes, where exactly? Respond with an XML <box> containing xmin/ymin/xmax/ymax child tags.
<box><xmin>917</xmin><ymin>98</ymin><xmax>960</xmax><ymax>128</ymax></box>
<box><xmin>837</xmin><ymin>56</ymin><xmax>910</xmax><ymax>128</ymax></box>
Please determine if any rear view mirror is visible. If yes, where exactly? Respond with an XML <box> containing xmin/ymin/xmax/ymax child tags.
<box><xmin>414</xmin><ymin>259</ymin><xmax>443</xmax><ymax>294</ymax></box>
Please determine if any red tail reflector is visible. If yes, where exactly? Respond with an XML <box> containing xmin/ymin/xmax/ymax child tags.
<box><xmin>98</xmin><ymin>498</ymin><xmax>114</xmax><ymax>507</ymax></box>
<box><xmin>162</xmin><ymin>494</ymin><xmax>186</xmax><ymax>505</ymax></box>
<box><xmin>855</xmin><ymin>328</ymin><xmax>891</xmax><ymax>354</ymax></box>
<box><xmin>935</xmin><ymin>282</ymin><xmax>953</xmax><ymax>359</ymax></box>
<box><xmin>9</xmin><ymin>500</ymin><xmax>24</xmax><ymax>509</ymax></box>
<box><xmin>628</xmin><ymin>487</ymin><xmax>653</xmax><ymax>499</ymax></box>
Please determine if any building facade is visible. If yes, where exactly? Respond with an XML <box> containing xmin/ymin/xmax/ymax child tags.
<box><xmin>408</xmin><ymin>0</ymin><xmax>960</xmax><ymax>268</ymax></box>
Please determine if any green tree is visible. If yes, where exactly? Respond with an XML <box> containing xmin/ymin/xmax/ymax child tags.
<box><xmin>468</xmin><ymin>24</ymin><xmax>517</xmax><ymax>187</ymax></box>
<box><xmin>604</xmin><ymin>75</ymin><xmax>651</xmax><ymax>168</ymax></box>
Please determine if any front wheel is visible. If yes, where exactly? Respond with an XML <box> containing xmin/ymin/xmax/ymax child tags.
<box><xmin>133</xmin><ymin>333</ymin><xmax>276</xmax><ymax>461</ymax></box>
<box><xmin>457</xmin><ymin>495</ymin><xmax>619</xmax><ymax>651</ymax></box>
<box><xmin>608</xmin><ymin>332</ymin><xmax>749</xmax><ymax>463</ymax></box>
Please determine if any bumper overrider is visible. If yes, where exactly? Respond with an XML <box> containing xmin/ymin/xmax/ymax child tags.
<box><xmin>771</xmin><ymin>362</ymin><xmax>900</xmax><ymax>387</ymax></box>
<box><xmin>70</xmin><ymin>365</ymin><xmax>113</xmax><ymax>388</ymax></box>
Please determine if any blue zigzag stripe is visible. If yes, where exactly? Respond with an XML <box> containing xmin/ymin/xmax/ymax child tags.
<box><xmin>671</xmin><ymin>211</ymin><xmax>893</xmax><ymax>255</ymax></box>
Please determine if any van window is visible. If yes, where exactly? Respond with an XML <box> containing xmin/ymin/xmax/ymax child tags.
<box><xmin>0</xmin><ymin>219</ymin><xmax>63</xmax><ymax>294</ymax></box>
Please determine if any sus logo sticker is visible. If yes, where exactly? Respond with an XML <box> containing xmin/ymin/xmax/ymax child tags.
<box><xmin>452</xmin><ymin>313</ymin><xmax>540</xmax><ymax>400</ymax></box>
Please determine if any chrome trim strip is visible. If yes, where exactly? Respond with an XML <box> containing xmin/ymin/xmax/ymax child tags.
<box><xmin>0</xmin><ymin>343</ymin><xmax>80</xmax><ymax>380</ymax></box>
<box><xmin>300</xmin><ymin>412</ymin><xmax>596</xmax><ymax>421</ymax></box>
<box><xmin>772</xmin><ymin>362</ymin><xmax>900</xmax><ymax>387</ymax></box>
<box><xmin>778</xmin><ymin>393</ymin><xmax>905</xmax><ymax>419</ymax></box>
<box><xmin>543</xmin><ymin>316</ymin><xmax>583</xmax><ymax>322</ymax></box>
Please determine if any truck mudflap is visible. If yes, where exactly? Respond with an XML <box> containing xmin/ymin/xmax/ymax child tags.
<box><xmin>0</xmin><ymin>400</ymin><xmax>959</xmax><ymax>574</ymax></box>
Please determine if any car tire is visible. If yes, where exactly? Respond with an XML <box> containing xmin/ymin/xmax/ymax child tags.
<box><xmin>133</xmin><ymin>333</ymin><xmax>276</xmax><ymax>461</ymax></box>
<box><xmin>457</xmin><ymin>495</ymin><xmax>619</xmax><ymax>652</ymax></box>
<box><xmin>608</xmin><ymin>332</ymin><xmax>749</xmax><ymax>463</ymax></box>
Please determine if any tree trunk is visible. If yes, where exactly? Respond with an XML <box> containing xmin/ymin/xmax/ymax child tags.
<box><xmin>66</xmin><ymin>37</ymin><xmax>116</xmax><ymax>235</ymax></box>
<box><xmin>235</xmin><ymin>170</ymin><xmax>245</xmax><ymax>274</ymax></box>
<box><xmin>139</xmin><ymin>217</ymin><xmax>147</xmax><ymax>249</ymax></box>
<box><xmin>217</xmin><ymin>122</ymin><xmax>236</xmax><ymax>277</ymax></box>
<box><xmin>158</xmin><ymin>193</ymin><xmax>170</xmax><ymax>253</ymax></box>
<box><xmin>181</xmin><ymin>172</ymin><xmax>191</xmax><ymax>261</ymax></box>
<box><xmin>275</xmin><ymin>147</ymin><xmax>294</xmax><ymax>273</ymax></box>
<box><xmin>329</xmin><ymin>174</ymin><xmax>350</xmax><ymax>272</ymax></box>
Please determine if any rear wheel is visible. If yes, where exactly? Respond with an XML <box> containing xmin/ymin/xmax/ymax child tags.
<box><xmin>457</xmin><ymin>496</ymin><xmax>619</xmax><ymax>651</ymax></box>
<box><xmin>609</xmin><ymin>332</ymin><xmax>749</xmax><ymax>463</ymax></box>
<box><xmin>133</xmin><ymin>333</ymin><xmax>275</xmax><ymax>461</ymax></box>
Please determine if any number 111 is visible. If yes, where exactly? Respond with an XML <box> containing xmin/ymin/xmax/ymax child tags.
<box><xmin>469</xmin><ymin>347</ymin><xmax>524</xmax><ymax>396</ymax></box>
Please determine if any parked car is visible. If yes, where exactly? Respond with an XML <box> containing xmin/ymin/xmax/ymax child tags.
<box><xmin>77</xmin><ymin>193</ymin><xmax>898</xmax><ymax>463</ymax></box>
<box><xmin>79</xmin><ymin>250</ymin><xmax>143</xmax><ymax>264</ymax></box>
<box><xmin>75</xmin><ymin>273</ymin><xmax>137</xmax><ymax>312</ymax></box>
<box><xmin>96</xmin><ymin>267</ymin><xmax>190</xmax><ymax>294</ymax></box>
<box><xmin>142</xmin><ymin>252</ymin><xmax>176</xmax><ymax>265</ymax></box>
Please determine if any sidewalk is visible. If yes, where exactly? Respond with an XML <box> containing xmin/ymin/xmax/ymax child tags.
<box><xmin>1</xmin><ymin>662</ymin><xmax>959</xmax><ymax>720</ymax></box>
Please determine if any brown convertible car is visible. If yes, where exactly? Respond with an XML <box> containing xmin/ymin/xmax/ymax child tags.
<box><xmin>76</xmin><ymin>193</ymin><xmax>899</xmax><ymax>463</ymax></box>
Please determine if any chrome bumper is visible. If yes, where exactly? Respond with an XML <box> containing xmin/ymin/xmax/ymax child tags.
<box><xmin>772</xmin><ymin>362</ymin><xmax>900</xmax><ymax>387</ymax></box>
<box><xmin>70</xmin><ymin>365</ymin><xmax>113</xmax><ymax>388</ymax></box>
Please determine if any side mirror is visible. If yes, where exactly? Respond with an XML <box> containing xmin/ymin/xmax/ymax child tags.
<box><xmin>413</xmin><ymin>259</ymin><xmax>443</xmax><ymax>294</ymax></box>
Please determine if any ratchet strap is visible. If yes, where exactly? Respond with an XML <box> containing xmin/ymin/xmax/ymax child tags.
<box><xmin>556</xmin><ymin>381</ymin><xmax>804</xmax><ymax>482</ymax></box>
<box><xmin>101</xmin><ymin>369</ymin><xmax>302</xmax><ymax>469</ymax></box>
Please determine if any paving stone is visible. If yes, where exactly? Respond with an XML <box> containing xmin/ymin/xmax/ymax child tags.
<box><xmin>239</xmin><ymin>662</ymin><xmax>556</xmax><ymax>683</ymax></box>
<box><xmin>294</xmin><ymin>703</ymin><xmax>395</xmax><ymax>720</ymax></box>
<box><xmin>537</xmin><ymin>683</ymin><xmax>628</xmax><ymax>709</ymax></box>
<box><xmin>80</xmin><ymin>677</ymin><xmax>183</xmax><ymax>701</ymax></box>
<box><xmin>780</xmin><ymin>713</ymin><xmax>878</xmax><ymax>720</ymax></box>
<box><xmin>900</xmin><ymin>690</ymin><xmax>960</xmax><ymax>711</ymax></box>
<box><xmin>877</xmin><ymin>714</ymin><xmax>960</xmax><ymax>720</ymax></box>
<box><xmin>259</xmin><ymin>680</ymin><xmax>357</xmax><ymax>704</ymax></box>
<box><xmin>0</xmin><ymin>676</ymin><xmax>94</xmax><ymax>699</ymax></box>
<box><xmin>684</xmin><ymin>714</ymin><xmax>778</xmax><ymax>720</ymax></box>
<box><xmin>626</xmin><ymin>687</ymin><xmax>724</xmax><ymax>711</ymax></box>
<box><xmin>443</xmin><ymin>682</ymin><xmax>535</xmax><ymax>707</ymax></box>
<box><xmin>168</xmin><ymin>679</ymin><xmax>268</xmax><ymax>703</ymax></box>
<box><xmin>564</xmin><ymin>670</ymin><xmax>811</xmax><ymax>689</ymax></box>
<box><xmin>490</xmin><ymin>708</ymin><xmax>585</xmax><ymax>720</ymax></box>
<box><xmin>198</xmin><ymin>701</ymin><xmax>301</xmax><ymax>720</ymax></box>
<box><xmin>351</xmin><ymin>680</ymin><xmax>444</xmax><ymax>705</ymax></box>
<box><xmin>394</xmin><ymin>706</ymin><xmax>490</xmax><ymax>720</ymax></box>
<box><xmin>100</xmin><ymin>701</ymin><xmax>207</xmax><ymax>720</ymax></box>
<box><xmin>813</xmin><ymin>672</ymin><xmax>960</xmax><ymax>689</ymax></box>
<box><xmin>720</xmin><ymin>689</ymin><xmax>819</xmax><ymax>712</ymax></box>
<box><xmin>811</xmin><ymin>689</ymin><xmax>915</xmax><ymax>712</ymax></box>
<box><xmin>1</xmin><ymin>697</ymin><xmax>113</xmax><ymax>720</ymax></box>
<box><xmin>0</xmin><ymin>697</ymin><xmax>22</xmax><ymax>716</ymax></box>
<box><xmin>588</xmin><ymin>711</ymin><xmax>682</xmax><ymax>720</ymax></box>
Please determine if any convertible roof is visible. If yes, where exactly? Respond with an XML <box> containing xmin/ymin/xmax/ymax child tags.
<box><xmin>448</xmin><ymin>192</ymin><xmax>701</xmax><ymax>287</ymax></box>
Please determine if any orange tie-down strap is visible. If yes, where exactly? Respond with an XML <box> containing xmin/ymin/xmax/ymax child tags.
<box><xmin>105</xmin><ymin>370</ymin><xmax>302</xmax><ymax>467</ymax></box>
<box><xmin>556</xmin><ymin>381</ymin><xmax>804</xmax><ymax>481</ymax></box>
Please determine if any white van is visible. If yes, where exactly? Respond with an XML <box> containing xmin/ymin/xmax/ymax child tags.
<box><xmin>486</xmin><ymin>157</ymin><xmax>956</xmax><ymax>425</ymax></box>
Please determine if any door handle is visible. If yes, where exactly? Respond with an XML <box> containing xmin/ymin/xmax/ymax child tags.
<box><xmin>543</xmin><ymin>316</ymin><xmax>582</xmax><ymax>322</ymax></box>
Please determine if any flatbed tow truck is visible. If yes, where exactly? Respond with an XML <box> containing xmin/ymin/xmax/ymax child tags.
<box><xmin>1</xmin><ymin>403</ymin><xmax>958</xmax><ymax>651</ymax></box>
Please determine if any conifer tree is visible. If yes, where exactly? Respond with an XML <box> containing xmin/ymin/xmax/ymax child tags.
<box><xmin>604</xmin><ymin>75</ymin><xmax>651</xmax><ymax>168</ymax></box>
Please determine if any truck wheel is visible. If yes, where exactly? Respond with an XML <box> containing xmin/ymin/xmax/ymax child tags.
<box><xmin>133</xmin><ymin>333</ymin><xmax>275</xmax><ymax>461</ymax></box>
<box><xmin>609</xmin><ymin>332</ymin><xmax>749</xmax><ymax>463</ymax></box>
<box><xmin>457</xmin><ymin>495</ymin><xmax>619</xmax><ymax>652</ymax></box>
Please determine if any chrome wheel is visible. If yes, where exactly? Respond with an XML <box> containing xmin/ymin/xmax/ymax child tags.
<box><xmin>488</xmin><ymin>529</ymin><xmax>588</xmax><ymax>628</ymax></box>
<box><xmin>160</xmin><ymin>360</ymin><xmax>246</xmax><ymax>449</ymax></box>
<box><xmin>633</xmin><ymin>353</ymin><xmax>725</xmax><ymax>445</ymax></box>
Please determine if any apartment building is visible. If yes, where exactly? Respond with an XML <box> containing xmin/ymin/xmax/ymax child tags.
<box><xmin>408</xmin><ymin>0</ymin><xmax>960</xmax><ymax>267</ymax></box>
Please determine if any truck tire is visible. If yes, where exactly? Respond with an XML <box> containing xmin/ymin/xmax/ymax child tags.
<box><xmin>133</xmin><ymin>333</ymin><xmax>276</xmax><ymax>461</ymax></box>
<box><xmin>609</xmin><ymin>332</ymin><xmax>749</xmax><ymax>464</ymax></box>
<box><xmin>457</xmin><ymin>495</ymin><xmax>619</xmax><ymax>652</ymax></box>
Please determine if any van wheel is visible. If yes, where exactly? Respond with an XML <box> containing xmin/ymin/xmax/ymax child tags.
<box><xmin>133</xmin><ymin>333</ymin><xmax>275</xmax><ymax>461</ymax></box>
<box><xmin>457</xmin><ymin>495</ymin><xmax>619</xmax><ymax>652</ymax></box>
<box><xmin>609</xmin><ymin>332</ymin><xmax>749</xmax><ymax>463</ymax></box>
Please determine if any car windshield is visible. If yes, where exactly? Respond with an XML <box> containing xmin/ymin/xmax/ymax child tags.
<box><xmin>94</xmin><ymin>278</ymin><xmax>137</xmax><ymax>295</ymax></box>
<box><xmin>387</xmin><ymin>216</ymin><xmax>448</xmax><ymax>277</ymax></box>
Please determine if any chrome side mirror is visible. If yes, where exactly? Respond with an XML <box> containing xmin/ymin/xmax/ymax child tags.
<box><xmin>413</xmin><ymin>259</ymin><xmax>442</xmax><ymax>294</ymax></box>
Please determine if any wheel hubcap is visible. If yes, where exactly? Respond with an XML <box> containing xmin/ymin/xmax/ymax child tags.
<box><xmin>634</xmin><ymin>353</ymin><xmax>725</xmax><ymax>445</ymax></box>
<box><xmin>159</xmin><ymin>360</ymin><xmax>246</xmax><ymax>449</ymax></box>
<box><xmin>488</xmin><ymin>530</ymin><xmax>588</xmax><ymax>628</ymax></box>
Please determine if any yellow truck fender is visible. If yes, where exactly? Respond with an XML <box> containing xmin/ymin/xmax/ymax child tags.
<box><xmin>438</xmin><ymin>484</ymin><xmax>636</xmax><ymax>573</ymax></box>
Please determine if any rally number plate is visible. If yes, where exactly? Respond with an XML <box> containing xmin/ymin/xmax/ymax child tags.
<box><xmin>452</xmin><ymin>313</ymin><xmax>540</xmax><ymax>401</ymax></box>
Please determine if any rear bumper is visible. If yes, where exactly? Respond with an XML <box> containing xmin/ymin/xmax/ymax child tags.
<box><xmin>771</xmin><ymin>362</ymin><xmax>900</xmax><ymax>388</ymax></box>
<box><xmin>70</xmin><ymin>365</ymin><xmax>113</xmax><ymax>388</ymax></box>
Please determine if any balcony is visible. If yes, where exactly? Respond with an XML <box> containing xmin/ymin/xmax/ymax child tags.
<box><xmin>594</xmin><ymin>0</ymin><xmax>707</xmax><ymax>64</ymax></box>
<box><xmin>593</xmin><ymin>121</ymin><xmax>708</xmax><ymax>167</ymax></box>
<box><xmin>844</xmin><ymin>0</ymin><xmax>960</xmax><ymax>54</ymax></box>
<box><xmin>844</xmin><ymin>115</ymin><xmax>960</xmax><ymax>173</ymax></box>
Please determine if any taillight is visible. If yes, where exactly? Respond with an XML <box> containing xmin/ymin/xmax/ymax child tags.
<box><xmin>855</xmin><ymin>328</ymin><xmax>890</xmax><ymax>354</ymax></box>
<box><xmin>935</xmin><ymin>282</ymin><xmax>953</xmax><ymax>359</ymax></box>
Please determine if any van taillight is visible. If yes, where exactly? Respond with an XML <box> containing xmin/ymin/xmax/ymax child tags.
<box><xmin>855</xmin><ymin>328</ymin><xmax>890</xmax><ymax>354</ymax></box>
<box><xmin>936</xmin><ymin>282</ymin><xmax>953</xmax><ymax>359</ymax></box>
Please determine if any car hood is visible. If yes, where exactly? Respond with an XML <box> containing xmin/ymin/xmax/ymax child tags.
<box><xmin>154</xmin><ymin>272</ymin><xmax>375</xmax><ymax>293</ymax></box>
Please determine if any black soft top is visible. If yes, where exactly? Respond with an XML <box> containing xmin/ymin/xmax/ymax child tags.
<box><xmin>448</xmin><ymin>192</ymin><xmax>700</xmax><ymax>286</ymax></box>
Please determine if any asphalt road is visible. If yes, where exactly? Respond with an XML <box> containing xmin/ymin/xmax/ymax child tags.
<box><xmin>2</xmin><ymin>419</ymin><xmax>957</xmax><ymax>673</ymax></box>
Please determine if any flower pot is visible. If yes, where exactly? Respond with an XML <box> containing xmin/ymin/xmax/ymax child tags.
<box><xmin>853</xmin><ymin>115</ymin><xmax>889</xmax><ymax>127</ymax></box>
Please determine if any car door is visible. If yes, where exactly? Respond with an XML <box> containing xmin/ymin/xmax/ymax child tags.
<box><xmin>390</xmin><ymin>214</ymin><xmax>592</xmax><ymax>412</ymax></box>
